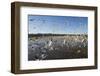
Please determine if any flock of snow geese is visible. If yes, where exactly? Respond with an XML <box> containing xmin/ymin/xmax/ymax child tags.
<box><xmin>28</xmin><ymin>35</ymin><xmax>88</xmax><ymax>60</ymax></box>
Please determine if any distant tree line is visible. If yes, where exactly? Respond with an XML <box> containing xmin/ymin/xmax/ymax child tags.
<box><xmin>28</xmin><ymin>33</ymin><xmax>87</xmax><ymax>37</ymax></box>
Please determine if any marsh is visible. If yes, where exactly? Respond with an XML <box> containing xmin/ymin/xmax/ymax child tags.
<box><xmin>28</xmin><ymin>34</ymin><xmax>88</xmax><ymax>61</ymax></box>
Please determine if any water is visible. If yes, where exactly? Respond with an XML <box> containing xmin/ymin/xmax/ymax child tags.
<box><xmin>28</xmin><ymin>35</ymin><xmax>88</xmax><ymax>61</ymax></box>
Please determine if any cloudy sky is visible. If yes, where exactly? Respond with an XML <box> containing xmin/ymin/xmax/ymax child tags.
<box><xmin>28</xmin><ymin>15</ymin><xmax>88</xmax><ymax>34</ymax></box>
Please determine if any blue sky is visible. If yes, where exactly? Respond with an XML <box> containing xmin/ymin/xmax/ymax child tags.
<box><xmin>28</xmin><ymin>15</ymin><xmax>88</xmax><ymax>34</ymax></box>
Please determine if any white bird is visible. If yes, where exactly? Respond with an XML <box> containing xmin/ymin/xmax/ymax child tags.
<box><xmin>44</xmin><ymin>39</ymin><xmax>53</xmax><ymax>50</ymax></box>
<box><xmin>63</xmin><ymin>39</ymin><xmax>66</xmax><ymax>45</ymax></box>
<box><xmin>48</xmin><ymin>39</ymin><xmax>54</xmax><ymax>51</ymax></box>
<box><xmin>48</xmin><ymin>40</ymin><xmax>52</xmax><ymax>47</ymax></box>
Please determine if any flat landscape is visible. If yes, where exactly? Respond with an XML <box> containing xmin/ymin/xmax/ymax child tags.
<box><xmin>28</xmin><ymin>34</ymin><xmax>88</xmax><ymax>61</ymax></box>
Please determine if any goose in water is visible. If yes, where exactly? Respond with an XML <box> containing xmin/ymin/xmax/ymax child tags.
<box><xmin>63</xmin><ymin>39</ymin><xmax>66</xmax><ymax>45</ymax></box>
<box><xmin>48</xmin><ymin>39</ymin><xmax>53</xmax><ymax>47</ymax></box>
<box><xmin>48</xmin><ymin>38</ymin><xmax>54</xmax><ymax>50</ymax></box>
<box><xmin>44</xmin><ymin>38</ymin><xmax>53</xmax><ymax>50</ymax></box>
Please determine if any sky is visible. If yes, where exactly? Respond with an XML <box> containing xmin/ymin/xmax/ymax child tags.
<box><xmin>28</xmin><ymin>15</ymin><xmax>88</xmax><ymax>34</ymax></box>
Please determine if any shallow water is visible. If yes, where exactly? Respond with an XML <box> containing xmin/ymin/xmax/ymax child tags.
<box><xmin>28</xmin><ymin>35</ymin><xmax>88</xmax><ymax>61</ymax></box>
